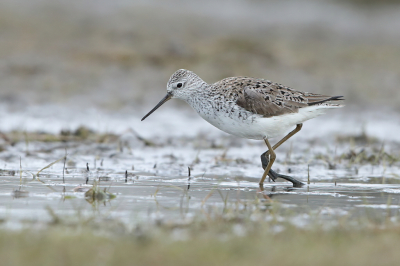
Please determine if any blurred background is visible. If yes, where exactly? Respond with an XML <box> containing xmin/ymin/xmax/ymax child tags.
<box><xmin>0</xmin><ymin>0</ymin><xmax>399</xmax><ymax>134</ymax></box>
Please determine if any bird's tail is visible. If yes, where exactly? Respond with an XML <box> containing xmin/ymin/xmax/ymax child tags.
<box><xmin>307</xmin><ymin>95</ymin><xmax>344</xmax><ymax>107</ymax></box>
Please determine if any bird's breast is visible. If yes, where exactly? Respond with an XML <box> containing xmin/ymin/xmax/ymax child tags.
<box><xmin>186</xmin><ymin>97</ymin><xmax>271</xmax><ymax>140</ymax></box>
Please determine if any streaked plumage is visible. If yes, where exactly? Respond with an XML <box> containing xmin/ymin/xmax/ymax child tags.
<box><xmin>142</xmin><ymin>69</ymin><xmax>344</xmax><ymax>186</ymax></box>
<box><xmin>149</xmin><ymin>69</ymin><xmax>343</xmax><ymax>140</ymax></box>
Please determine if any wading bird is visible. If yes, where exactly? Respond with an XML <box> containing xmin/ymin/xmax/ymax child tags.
<box><xmin>142</xmin><ymin>69</ymin><xmax>344</xmax><ymax>188</ymax></box>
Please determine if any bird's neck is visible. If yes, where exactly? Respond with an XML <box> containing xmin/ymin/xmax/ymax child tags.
<box><xmin>184</xmin><ymin>82</ymin><xmax>222</xmax><ymax>117</ymax></box>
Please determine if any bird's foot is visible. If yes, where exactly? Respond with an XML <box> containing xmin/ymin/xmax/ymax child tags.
<box><xmin>261</xmin><ymin>151</ymin><xmax>304</xmax><ymax>188</ymax></box>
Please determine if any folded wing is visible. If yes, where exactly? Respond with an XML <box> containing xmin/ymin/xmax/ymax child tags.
<box><xmin>233</xmin><ymin>78</ymin><xmax>343</xmax><ymax>117</ymax></box>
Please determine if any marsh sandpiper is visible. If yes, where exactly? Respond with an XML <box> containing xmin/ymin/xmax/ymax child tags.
<box><xmin>142</xmin><ymin>69</ymin><xmax>344</xmax><ymax>188</ymax></box>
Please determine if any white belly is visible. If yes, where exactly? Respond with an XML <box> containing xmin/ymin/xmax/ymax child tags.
<box><xmin>197</xmin><ymin>105</ymin><xmax>336</xmax><ymax>140</ymax></box>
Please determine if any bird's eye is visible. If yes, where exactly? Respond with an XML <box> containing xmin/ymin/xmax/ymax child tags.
<box><xmin>177</xmin><ymin>83</ymin><xmax>182</xmax><ymax>88</ymax></box>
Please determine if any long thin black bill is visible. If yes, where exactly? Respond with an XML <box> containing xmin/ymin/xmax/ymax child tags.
<box><xmin>141</xmin><ymin>93</ymin><xmax>172</xmax><ymax>121</ymax></box>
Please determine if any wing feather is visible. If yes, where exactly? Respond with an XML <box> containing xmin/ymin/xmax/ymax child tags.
<box><xmin>214</xmin><ymin>77</ymin><xmax>343</xmax><ymax>117</ymax></box>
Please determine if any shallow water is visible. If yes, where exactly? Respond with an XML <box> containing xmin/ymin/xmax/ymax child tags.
<box><xmin>1</xmin><ymin>107</ymin><xmax>399</xmax><ymax>230</ymax></box>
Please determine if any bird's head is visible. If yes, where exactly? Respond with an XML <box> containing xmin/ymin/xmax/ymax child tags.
<box><xmin>141</xmin><ymin>69</ymin><xmax>204</xmax><ymax>121</ymax></box>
